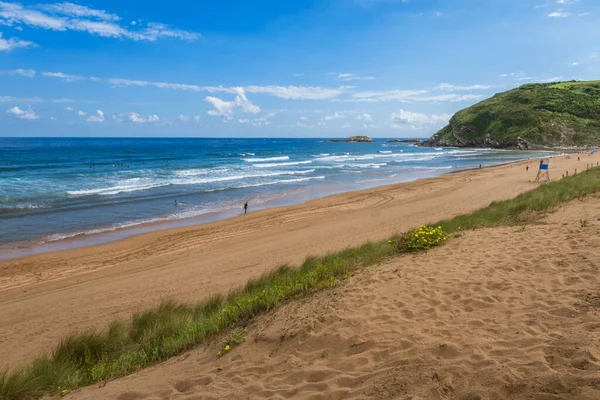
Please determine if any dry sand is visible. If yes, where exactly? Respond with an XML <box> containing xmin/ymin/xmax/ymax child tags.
<box><xmin>64</xmin><ymin>194</ymin><xmax>600</xmax><ymax>400</ymax></box>
<box><xmin>0</xmin><ymin>154</ymin><xmax>597</xmax><ymax>371</ymax></box>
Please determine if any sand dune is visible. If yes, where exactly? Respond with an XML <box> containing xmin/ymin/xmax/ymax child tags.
<box><xmin>65</xmin><ymin>195</ymin><xmax>600</xmax><ymax>400</ymax></box>
<box><xmin>0</xmin><ymin>154</ymin><xmax>598</xmax><ymax>369</ymax></box>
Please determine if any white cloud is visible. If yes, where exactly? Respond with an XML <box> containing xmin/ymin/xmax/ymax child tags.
<box><xmin>77</xmin><ymin>110</ymin><xmax>86</xmax><ymax>116</ymax></box>
<box><xmin>42</xmin><ymin>71</ymin><xmax>85</xmax><ymax>81</ymax></box>
<box><xmin>416</xmin><ymin>94</ymin><xmax>484</xmax><ymax>102</ymax></box>
<box><xmin>347</xmin><ymin>88</ymin><xmax>484</xmax><ymax>103</ymax></box>
<box><xmin>244</xmin><ymin>85</ymin><xmax>349</xmax><ymax>100</ymax></box>
<box><xmin>40</xmin><ymin>2</ymin><xmax>120</xmax><ymax>21</ymax></box>
<box><xmin>108</xmin><ymin>78</ymin><xmax>206</xmax><ymax>91</ymax></box>
<box><xmin>548</xmin><ymin>10</ymin><xmax>570</xmax><ymax>17</ymax></box>
<box><xmin>570</xmin><ymin>61</ymin><xmax>580</xmax><ymax>66</ymax></box>
<box><xmin>350</xmin><ymin>89</ymin><xmax>428</xmax><ymax>102</ymax></box>
<box><xmin>0</xmin><ymin>68</ymin><xmax>35</xmax><ymax>77</ymax></box>
<box><xmin>192</xmin><ymin>115</ymin><xmax>200</xmax><ymax>122</ymax></box>
<box><xmin>114</xmin><ymin>112</ymin><xmax>164</xmax><ymax>123</ymax></box>
<box><xmin>323</xmin><ymin>112</ymin><xmax>346</xmax><ymax>121</ymax></box>
<box><xmin>356</xmin><ymin>113</ymin><xmax>372</xmax><ymax>121</ymax></box>
<box><xmin>337</xmin><ymin>73</ymin><xmax>375</xmax><ymax>81</ymax></box>
<box><xmin>0</xmin><ymin>1</ymin><xmax>199</xmax><ymax>42</ymax></box>
<box><xmin>206</xmin><ymin>88</ymin><xmax>260</xmax><ymax>119</ymax></box>
<box><xmin>238</xmin><ymin>118</ymin><xmax>250</xmax><ymax>123</ymax></box>
<box><xmin>49</xmin><ymin>116</ymin><xmax>56</xmax><ymax>121</ymax></box>
<box><xmin>251</xmin><ymin>111</ymin><xmax>276</xmax><ymax>127</ymax></box>
<box><xmin>87</xmin><ymin>110</ymin><xmax>104</xmax><ymax>122</ymax></box>
<box><xmin>0</xmin><ymin>32</ymin><xmax>35</xmax><ymax>51</ymax></box>
<box><xmin>389</xmin><ymin>109</ymin><xmax>451</xmax><ymax>128</ymax></box>
<box><xmin>65</xmin><ymin>106</ymin><xmax>73</xmax><ymax>111</ymax></box>
<box><xmin>437</xmin><ymin>83</ymin><xmax>492</xmax><ymax>91</ymax></box>
<box><xmin>299</xmin><ymin>116</ymin><xmax>308</xmax><ymax>120</ymax></box>
<box><xmin>341</xmin><ymin>122</ymin><xmax>352</xmax><ymax>128</ymax></box>
<box><xmin>178</xmin><ymin>114</ymin><xmax>190</xmax><ymax>122</ymax></box>
<box><xmin>7</xmin><ymin>105</ymin><xmax>38</xmax><ymax>119</ymax></box>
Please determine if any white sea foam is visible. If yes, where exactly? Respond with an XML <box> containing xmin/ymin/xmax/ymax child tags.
<box><xmin>67</xmin><ymin>170</ymin><xmax>317</xmax><ymax>196</ymax></box>
<box><xmin>243</xmin><ymin>156</ymin><xmax>290</xmax><ymax>162</ymax></box>
<box><xmin>253</xmin><ymin>161</ymin><xmax>312</xmax><ymax>168</ymax></box>
<box><xmin>378</xmin><ymin>151</ymin><xmax>392</xmax><ymax>154</ymax></box>
<box><xmin>343</xmin><ymin>163</ymin><xmax>387</xmax><ymax>169</ymax></box>
<box><xmin>174</xmin><ymin>168</ymin><xmax>228</xmax><ymax>176</ymax></box>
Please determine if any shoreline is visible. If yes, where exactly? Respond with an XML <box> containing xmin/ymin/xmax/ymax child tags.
<box><xmin>0</xmin><ymin>154</ymin><xmax>549</xmax><ymax>261</ymax></box>
<box><xmin>0</xmin><ymin>151</ymin><xmax>595</xmax><ymax>368</ymax></box>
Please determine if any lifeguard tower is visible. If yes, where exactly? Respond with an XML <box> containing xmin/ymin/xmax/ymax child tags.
<box><xmin>535</xmin><ymin>159</ymin><xmax>550</xmax><ymax>182</ymax></box>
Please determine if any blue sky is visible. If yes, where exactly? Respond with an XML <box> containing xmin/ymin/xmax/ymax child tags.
<box><xmin>0</xmin><ymin>0</ymin><xmax>598</xmax><ymax>138</ymax></box>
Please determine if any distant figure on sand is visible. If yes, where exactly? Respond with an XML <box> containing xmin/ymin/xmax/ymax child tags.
<box><xmin>526</xmin><ymin>165</ymin><xmax>529</xmax><ymax>172</ymax></box>
<box><xmin>174</xmin><ymin>200</ymin><xmax>178</xmax><ymax>206</ymax></box>
<box><xmin>244</xmin><ymin>201</ymin><xmax>248</xmax><ymax>214</ymax></box>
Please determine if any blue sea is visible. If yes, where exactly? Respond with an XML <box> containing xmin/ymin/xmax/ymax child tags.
<box><xmin>0</xmin><ymin>138</ymin><xmax>550</xmax><ymax>258</ymax></box>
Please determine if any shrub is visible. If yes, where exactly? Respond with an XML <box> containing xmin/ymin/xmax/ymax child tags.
<box><xmin>396</xmin><ymin>225</ymin><xmax>449</xmax><ymax>253</ymax></box>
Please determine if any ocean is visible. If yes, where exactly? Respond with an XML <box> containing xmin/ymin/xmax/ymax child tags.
<box><xmin>0</xmin><ymin>137</ymin><xmax>550</xmax><ymax>258</ymax></box>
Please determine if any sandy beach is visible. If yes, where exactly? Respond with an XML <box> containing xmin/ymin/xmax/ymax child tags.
<box><xmin>66</xmin><ymin>191</ymin><xmax>600</xmax><ymax>400</ymax></box>
<box><xmin>0</xmin><ymin>153</ymin><xmax>598</xmax><ymax>371</ymax></box>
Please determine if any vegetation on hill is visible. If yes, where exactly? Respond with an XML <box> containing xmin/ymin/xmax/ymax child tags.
<box><xmin>4</xmin><ymin>167</ymin><xmax>600</xmax><ymax>399</ymax></box>
<box><xmin>424</xmin><ymin>80</ymin><xmax>600</xmax><ymax>149</ymax></box>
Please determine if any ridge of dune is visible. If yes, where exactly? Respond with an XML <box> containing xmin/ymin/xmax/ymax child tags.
<box><xmin>62</xmin><ymin>194</ymin><xmax>600</xmax><ymax>400</ymax></box>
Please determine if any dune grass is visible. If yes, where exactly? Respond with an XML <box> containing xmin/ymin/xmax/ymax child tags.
<box><xmin>2</xmin><ymin>167</ymin><xmax>600</xmax><ymax>399</ymax></box>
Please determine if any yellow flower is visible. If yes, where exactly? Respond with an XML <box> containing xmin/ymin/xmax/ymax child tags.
<box><xmin>225</xmin><ymin>345</ymin><xmax>231</xmax><ymax>351</ymax></box>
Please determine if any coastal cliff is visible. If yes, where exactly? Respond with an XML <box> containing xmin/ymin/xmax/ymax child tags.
<box><xmin>423</xmin><ymin>80</ymin><xmax>600</xmax><ymax>149</ymax></box>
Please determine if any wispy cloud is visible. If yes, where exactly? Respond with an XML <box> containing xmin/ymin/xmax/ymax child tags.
<box><xmin>437</xmin><ymin>83</ymin><xmax>493</xmax><ymax>91</ymax></box>
<box><xmin>336</xmin><ymin>73</ymin><xmax>375</xmax><ymax>81</ymax></box>
<box><xmin>0</xmin><ymin>68</ymin><xmax>35</xmax><ymax>77</ymax></box>
<box><xmin>87</xmin><ymin>110</ymin><xmax>104</xmax><ymax>122</ymax></box>
<box><xmin>548</xmin><ymin>10</ymin><xmax>570</xmax><ymax>17</ymax></box>
<box><xmin>206</xmin><ymin>88</ymin><xmax>261</xmax><ymax>119</ymax></box>
<box><xmin>113</xmin><ymin>112</ymin><xmax>164</xmax><ymax>124</ymax></box>
<box><xmin>6</xmin><ymin>105</ymin><xmax>39</xmax><ymax>119</ymax></box>
<box><xmin>0</xmin><ymin>1</ymin><xmax>199</xmax><ymax>42</ymax></box>
<box><xmin>389</xmin><ymin>109</ymin><xmax>450</xmax><ymax>129</ymax></box>
<box><xmin>243</xmin><ymin>85</ymin><xmax>349</xmax><ymax>100</ymax></box>
<box><xmin>0</xmin><ymin>32</ymin><xmax>34</xmax><ymax>51</ymax></box>
<box><xmin>42</xmin><ymin>71</ymin><xmax>85</xmax><ymax>81</ymax></box>
<box><xmin>322</xmin><ymin>112</ymin><xmax>346</xmax><ymax>121</ymax></box>
<box><xmin>345</xmin><ymin>88</ymin><xmax>485</xmax><ymax>103</ymax></box>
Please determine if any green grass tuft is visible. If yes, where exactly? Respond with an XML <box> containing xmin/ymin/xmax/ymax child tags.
<box><xmin>2</xmin><ymin>168</ymin><xmax>600</xmax><ymax>400</ymax></box>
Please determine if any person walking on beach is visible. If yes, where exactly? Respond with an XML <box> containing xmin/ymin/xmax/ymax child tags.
<box><xmin>244</xmin><ymin>201</ymin><xmax>248</xmax><ymax>214</ymax></box>
<box><xmin>526</xmin><ymin>165</ymin><xmax>529</xmax><ymax>172</ymax></box>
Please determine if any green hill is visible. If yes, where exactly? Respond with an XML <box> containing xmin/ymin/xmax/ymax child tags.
<box><xmin>424</xmin><ymin>80</ymin><xmax>600</xmax><ymax>149</ymax></box>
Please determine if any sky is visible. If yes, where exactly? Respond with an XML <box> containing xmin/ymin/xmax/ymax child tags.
<box><xmin>0</xmin><ymin>0</ymin><xmax>598</xmax><ymax>138</ymax></box>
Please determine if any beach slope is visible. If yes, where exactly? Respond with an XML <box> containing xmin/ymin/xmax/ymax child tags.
<box><xmin>66</xmin><ymin>175</ymin><xmax>600</xmax><ymax>399</ymax></box>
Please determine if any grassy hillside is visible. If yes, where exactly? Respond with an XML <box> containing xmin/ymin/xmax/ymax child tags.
<box><xmin>424</xmin><ymin>80</ymin><xmax>600</xmax><ymax>149</ymax></box>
